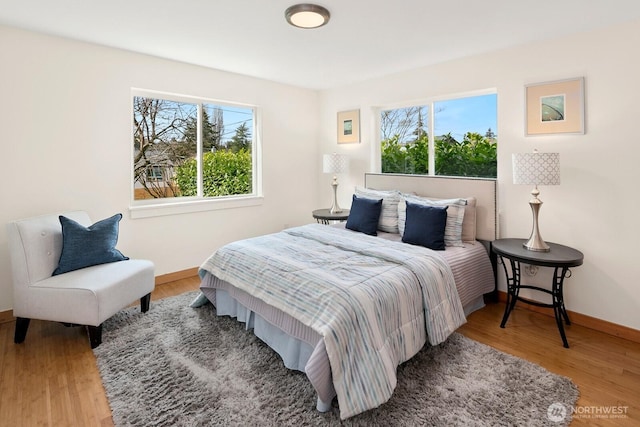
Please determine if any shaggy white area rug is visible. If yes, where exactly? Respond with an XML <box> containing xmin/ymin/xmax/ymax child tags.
<box><xmin>94</xmin><ymin>291</ymin><xmax>579</xmax><ymax>426</ymax></box>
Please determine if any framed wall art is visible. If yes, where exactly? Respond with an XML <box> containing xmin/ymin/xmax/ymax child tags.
<box><xmin>525</xmin><ymin>77</ymin><xmax>585</xmax><ymax>136</ymax></box>
<box><xmin>337</xmin><ymin>109</ymin><xmax>360</xmax><ymax>144</ymax></box>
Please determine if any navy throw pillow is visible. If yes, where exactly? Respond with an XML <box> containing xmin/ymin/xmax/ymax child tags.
<box><xmin>53</xmin><ymin>213</ymin><xmax>129</xmax><ymax>275</ymax></box>
<box><xmin>345</xmin><ymin>195</ymin><xmax>383</xmax><ymax>236</ymax></box>
<box><xmin>402</xmin><ymin>201</ymin><xmax>448</xmax><ymax>250</ymax></box>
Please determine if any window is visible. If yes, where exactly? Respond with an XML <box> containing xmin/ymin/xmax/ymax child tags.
<box><xmin>380</xmin><ymin>93</ymin><xmax>497</xmax><ymax>178</ymax></box>
<box><xmin>146</xmin><ymin>165</ymin><xmax>164</xmax><ymax>181</ymax></box>
<box><xmin>132</xmin><ymin>90</ymin><xmax>259</xmax><ymax>212</ymax></box>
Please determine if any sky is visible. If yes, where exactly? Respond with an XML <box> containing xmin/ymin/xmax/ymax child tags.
<box><xmin>433</xmin><ymin>93</ymin><xmax>497</xmax><ymax>141</ymax></box>
<box><xmin>133</xmin><ymin>96</ymin><xmax>254</xmax><ymax>145</ymax></box>
<box><xmin>203</xmin><ymin>104</ymin><xmax>254</xmax><ymax>143</ymax></box>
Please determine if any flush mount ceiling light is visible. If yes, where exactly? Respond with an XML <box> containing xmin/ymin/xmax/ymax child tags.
<box><xmin>285</xmin><ymin>4</ymin><xmax>330</xmax><ymax>29</ymax></box>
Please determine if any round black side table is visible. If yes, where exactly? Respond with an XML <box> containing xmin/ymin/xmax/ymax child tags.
<box><xmin>312</xmin><ymin>209</ymin><xmax>350</xmax><ymax>225</ymax></box>
<box><xmin>491</xmin><ymin>238</ymin><xmax>584</xmax><ymax>348</ymax></box>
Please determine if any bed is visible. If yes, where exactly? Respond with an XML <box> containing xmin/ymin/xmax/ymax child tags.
<box><xmin>194</xmin><ymin>173</ymin><xmax>497</xmax><ymax>420</ymax></box>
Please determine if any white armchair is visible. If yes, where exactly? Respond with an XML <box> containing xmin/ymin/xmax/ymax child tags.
<box><xmin>6</xmin><ymin>211</ymin><xmax>155</xmax><ymax>348</ymax></box>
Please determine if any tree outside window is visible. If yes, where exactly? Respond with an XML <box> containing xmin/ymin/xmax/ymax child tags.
<box><xmin>133</xmin><ymin>93</ymin><xmax>255</xmax><ymax>201</ymax></box>
<box><xmin>380</xmin><ymin>93</ymin><xmax>497</xmax><ymax>178</ymax></box>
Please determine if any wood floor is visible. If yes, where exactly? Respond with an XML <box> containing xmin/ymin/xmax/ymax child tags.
<box><xmin>1</xmin><ymin>276</ymin><xmax>638</xmax><ymax>426</ymax></box>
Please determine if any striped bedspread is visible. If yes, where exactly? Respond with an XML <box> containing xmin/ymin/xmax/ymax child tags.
<box><xmin>199</xmin><ymin>223</ymin><xmax>466</xmax><ymax>419</ymax></box>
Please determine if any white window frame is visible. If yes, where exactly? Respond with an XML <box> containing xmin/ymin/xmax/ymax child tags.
<box><xmin>375</xmin><ymin>88</ymin><xmax>497</xmax><ymax>176</ymax></box>
<box><xmin>129</xmin><ymin>88</ymin><xmax>263</xmax><ymax>219</ymax></box>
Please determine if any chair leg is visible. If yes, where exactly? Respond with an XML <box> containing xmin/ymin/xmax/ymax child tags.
<box><xmin>88</xmin><ymin>324</ymin><xmax>103</xmax><ymax>349</ymax></box>
<box><xmin>14</xmin><ymin>317</ymin><xmax>31</xmax><ymax>344</ymax></box>
<box><xmin>140</xmin><ymin>293</ymin><xmax>151</xmax><ymax>313</ymax></box>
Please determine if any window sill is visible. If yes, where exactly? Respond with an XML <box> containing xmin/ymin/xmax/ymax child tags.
<box><xmin>129</xmin><ymin>195</ymin><xmax>264</xmax><ymax>219</ymax></box>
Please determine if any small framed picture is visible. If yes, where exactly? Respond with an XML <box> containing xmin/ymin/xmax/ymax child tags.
<box><xmin>525</xmin><ymin>77</ymin><xmax>585</xmax><ymax>136</ymax></box>
<box><xmin>337</xmin><ymin>109</ymin><xmax>360</xmax><ymax>143</ymax></box>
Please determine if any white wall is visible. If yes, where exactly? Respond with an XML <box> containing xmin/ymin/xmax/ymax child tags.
<box><xmin>0</xmin><ymin>25</ymin><xmax>321</xmax><ymax>311</ymax></box>
<box><xmin>318</xmin><ymin>20</ymin><xmax>640</xmax><ymax>330</ymax></box>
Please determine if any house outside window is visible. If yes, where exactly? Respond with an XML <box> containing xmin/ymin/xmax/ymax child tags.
<box><xmin>380</xmin><ymin>92</ymin><xmax>497</xmax><ymax>178</ymax></box>
<box><xmin>132</xmin><ymin>90</ymin><xmax>259</xmax><ymax>211</ymax></box>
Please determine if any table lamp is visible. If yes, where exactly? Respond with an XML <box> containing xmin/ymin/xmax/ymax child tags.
<box><xmin>512</xmin><ymin>149</ymin><xmax>560</xmax><ymax>252</ymax></box>
<box><xmin>323</xmin><ymin>153</ymin><xmax>348</xmax><ymax>214</ymax></box>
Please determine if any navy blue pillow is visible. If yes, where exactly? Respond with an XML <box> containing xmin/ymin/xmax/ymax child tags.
<box><xmin>53</xmin><ymin>213</ymin><xmax>129</xmax><ymax>275</ymax></box>
<box><xmin>402</xmin><ymin>201</ymin><xmax>448</xmax><ymax>250</ymax></box>
<box><xmin>345</xmin><ymin>195</ymin><xmax>383</xmax><ymax>236</ymax></box>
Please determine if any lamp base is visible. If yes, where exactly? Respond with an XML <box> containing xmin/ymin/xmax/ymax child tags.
<box><xmin>524</xmin><ymin>195</ymin><xmax>550</xmax><ymax>252</ymax></box>
<box><xmin>523</xmin><ymin>236</ymin><xmax>550</xmax><ymax>252</ymax></box>
<box><xmin>329</xmin><ymin>177</ymin><xmax>342</xmax><ymax>214</ymax></box>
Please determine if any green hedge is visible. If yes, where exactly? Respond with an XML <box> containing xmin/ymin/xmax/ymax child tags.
<box><xmin>381</xmin><ymin>132</ymin><xmax>496</xmax><ymax>178</ymax></box>
<box><xmin>175</xmin><ymin>149</ymin><xmax>252</xmax><ymax>197</ymax></box>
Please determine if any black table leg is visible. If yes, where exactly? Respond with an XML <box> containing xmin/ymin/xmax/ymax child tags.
<box><xmin>500</xmin><ymin>257</ymin><xmax>520</xmax><ymax>328</ymax></box>
<box><xmin>553</xmin><ymin>266</ymin><xmax>571</xmax><ymax>348</ymax></box>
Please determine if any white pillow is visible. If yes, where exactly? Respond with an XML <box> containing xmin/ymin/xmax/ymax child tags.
<box><xmin>397</xmin><ymin>195</ymin><xmax>466</xmax><ymax>247</ymax></box>
<box><xmin>354</xmin><ymin>187</ymin><xmax>402</xmax><ymax>234</ymax></box>
<box><xmin>460</xmin><ymin>197</ymin><xmax>477</xmax><ymax>242</ymax></box>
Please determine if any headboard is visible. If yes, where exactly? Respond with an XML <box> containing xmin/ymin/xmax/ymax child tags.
<box><xmin>364</xmin><ymin>173</ymin><xmax>497</xmax><ymax>241</ymax></box>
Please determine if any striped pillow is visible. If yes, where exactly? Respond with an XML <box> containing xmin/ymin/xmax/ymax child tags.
<box><xmin>397</xmin><ymin>195</ymin><xmax>466</xmax><ymax>247</ymax></box>
<box><xmin>354</xmin><ymin>187</ymin><xmax>402</xmax><ymax>234</ymax></box>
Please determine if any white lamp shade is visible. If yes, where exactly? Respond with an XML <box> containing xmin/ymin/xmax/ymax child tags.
<box><xmin>323</xmin><ymin>153</ymin><xmax>348</xmax><ymax>174</ymax></box>
<box><xmin>512</xmin><ymin>152</ymin><xmax>560</xmax><ymax>186</ymax></box>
